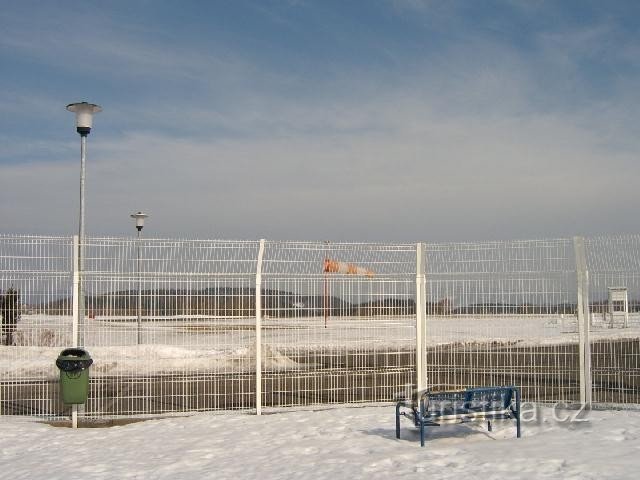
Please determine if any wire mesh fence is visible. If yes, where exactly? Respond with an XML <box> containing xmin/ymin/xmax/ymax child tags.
<box><xmin>259</xmin><ymin>241</ymin><xmax>417</xmax><ymax>409</ymax></box>
<box><xmin>585</xmin><ymin>235</ymin><xmax>640</xmax><ymax>407</ymax></box>
<box><xmin>423</xmin><ymin>239</ymin><xmax>581</xmax><ymax>404</ymax></box>
<box><xmin>0</xmin><ymin>236</ymin><xmax>73</xmax><ymax>416</ymax></box>
<box><xmin>1</xmin><ymin>234</ymin><xmax>639</xmax><ymax>419</ymax></box>
<box><xmin>80</xmin><ymin>238</ymin><xmax>261</xmax><ymax>417</ymax></box>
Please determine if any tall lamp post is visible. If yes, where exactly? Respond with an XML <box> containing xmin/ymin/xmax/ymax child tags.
<box><xmin>131</xmin><ymin>212</ymin><xmax>148</xmax><ymax>344</ymax></box>
<box><xmin>67</xmin><ymin>102</ymin><xmax>101</xmax><ymax>346</ymax></box>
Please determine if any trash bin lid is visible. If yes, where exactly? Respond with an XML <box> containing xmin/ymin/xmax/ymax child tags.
<box><xmin>56</xmin><ymin>348</ymin><xmax>93</xmax><ymax>372</ymax></box>
<box><xmin>59</xmin><ymin>348</ymin><xmax>91</xmax><ymax>358</ymax></box>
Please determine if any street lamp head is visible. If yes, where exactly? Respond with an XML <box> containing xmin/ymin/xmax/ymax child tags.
<box><xmin>66</xmin><ymin>102</ymin><xmax>102</xmax><ymax>136</ymax></box>
<box><xmin>130</xmin><ymin>212</ymin><xmax>149</xmax><ymax>232</ymax></box>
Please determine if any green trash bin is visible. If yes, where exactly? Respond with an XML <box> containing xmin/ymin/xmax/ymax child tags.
<box><xmin>56</xmin><ymin>348</ymin><xmax>93</xmax><ymax>404</ymax></box>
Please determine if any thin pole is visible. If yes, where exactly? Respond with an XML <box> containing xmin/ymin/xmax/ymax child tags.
<box><xmin>72</xmin><ymin>235</ymin><xmax>80</xmax><ymax>348</ymax></box>
<box><xmin>574</xmin><ymin>236</ymin><xmax>592</xmax><ymax>409</ymax></box>
<box><xmin>76</xmin><ymin>134</ymin><xmax>87</xmax><ymax>426</ymax></box>
<box><xmin>78</xmin><ymin>134</ymin><xmax>87</xmax><ymax>346</ymax></box>
<box><xmin>137</xmin><ymin>229</ymin><xmax>142</xmax><ymax>345</ymax></box>
<box><xmin>323</xmin><ymin>264</ymin><xmax>328</xmax><ymax>328</ymax></box>
<box><xmin>416</xmin><ymin>243</ymin><xmax>426</xmax><ymax>392</ymax></box>
<box><xmin>323</xmin><ymin>241</ymin><xmax>330</xmax><ymax>328</ymax></box>
<box><xmin>72</xmin><ymin>407</ymin><xmax>78</xmax><ymax>429</ymax></box>
<box><xmin>255</xmin><ymin>239</ymin><xmax>265</xmax><ymax>415</ymax></box>
<box><xmin>71</xmin><ymin>234</ymin><xmax>80</xmax><ymax>429</ymax></box>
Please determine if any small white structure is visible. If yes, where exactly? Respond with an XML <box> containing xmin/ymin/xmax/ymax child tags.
<box><xmin>607</xmin><ymin>287</ymin><xmax>629</xmax><ymax>328</ymax></box>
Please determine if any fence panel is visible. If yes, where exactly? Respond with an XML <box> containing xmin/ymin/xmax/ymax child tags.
<box><xmin>423</xmin><ymin>239</ymin><xmax>580</xmax><ymax>404</ymax></box>
<box><xmin>259</xmin><ymin>241</ymin><xmax>417</xmax><ymax>409</ymax></box>
<box><xmin>80</xmin><ymin>237</ymin><xmax>260</xmax><ymax>417</ymax></box>
<box><xmin>0</xmin><ymin>236</ymin><xmax>73</xmax><ymax>417</ymax></box>
<box><xmin>585</xmin><ymin>235</ymin><xmax>640</xmax><ymax>407</ymax></box>
<box><xmin>4</xmin><ymin>234</ymin><xmax>640</xmax><ymax>419</ymax></box>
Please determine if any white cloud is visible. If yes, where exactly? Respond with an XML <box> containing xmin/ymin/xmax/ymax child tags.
<box><xmin>2</xmin><ymin>2</ymin><xmax>639</xmax><ymax>242</ymax></box>
<box><xmin>4</xmin><ymin>91</ymin><xmax>638</xmax><ymax>242</ymax></box>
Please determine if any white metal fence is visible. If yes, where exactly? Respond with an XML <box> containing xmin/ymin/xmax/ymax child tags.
<box><xmin>585</xmin><ymin>236</ymin><xmax>640</xmax><ymax>406</ymax></box>
<box><xmin>422</xmin><ymin>239</ymin><xmax>581</xmax><ymax>405</ymax></box>
<box><xmin>1</xmin><ymin>234</ymin><xmax>639</xmax><ymax>419</ymax></box>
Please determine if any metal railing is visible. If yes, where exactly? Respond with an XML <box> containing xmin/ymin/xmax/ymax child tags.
<box><xmin>1</xmin><ymin>234</ymin><xmax>639</xmax><ymax>419</ymax></box>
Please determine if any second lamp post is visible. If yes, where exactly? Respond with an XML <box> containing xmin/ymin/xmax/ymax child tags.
<box><xmin>131</xmin><ymin>212</ymin><xmax>148</xmax><ymax>344</ymax></box>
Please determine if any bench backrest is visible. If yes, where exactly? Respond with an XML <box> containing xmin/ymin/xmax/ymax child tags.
<box><xmin>422</xmin><ymin>390</ymin><xmax>467</xmax><ymax>416</ymax></box>
<box><xmin>464</xmin><ymin>387</ymin><xmax>514</xmax><ymax>412</ymax></box>
<box><xmin>421</xmin><ymin>386</ymin><xmax>516</xmax><ymax>416</ymax></box>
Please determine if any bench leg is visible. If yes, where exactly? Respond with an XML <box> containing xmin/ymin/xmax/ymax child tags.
<box><xmin>515</xmin><ymin>388</ymin><xmax>521</xmax><ymax>438</ymax></box>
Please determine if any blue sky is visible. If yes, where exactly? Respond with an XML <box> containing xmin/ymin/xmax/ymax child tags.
<box><xmin>1</xmin><ymin>0</ymin><xmax>639</xmax><ymax>241</ymax></box>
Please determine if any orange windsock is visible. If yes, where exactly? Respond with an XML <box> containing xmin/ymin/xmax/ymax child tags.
<box><xmin>323</xmin><ymin>258</ymin><xmax>374</xmax><ymax>277</ymax></box>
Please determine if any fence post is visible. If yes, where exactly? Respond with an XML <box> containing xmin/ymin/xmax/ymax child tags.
<box><xmin>255</xmin><ymin>239</ymin><xmax>266</xmax><ymax>416</ymax></box>
<box><xmin>416</xmin><ymin>243</ymin><xmax>426</xmax><ymax>392</ymax></box>
<box><xmin>574</xmin><ymin>236</ymin><xmax>592</xmax><ymax>408</ymax></box>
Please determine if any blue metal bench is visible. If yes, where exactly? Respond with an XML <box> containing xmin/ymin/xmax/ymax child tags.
<box><xmin>395</xmin><ymin>386</ymin><xmax>521</xmax><ymax>446</ymax></box>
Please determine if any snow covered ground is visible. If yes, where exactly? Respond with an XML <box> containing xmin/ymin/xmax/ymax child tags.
<box><xmin>1</xmin><ymin>405</ymin><xmax>639</xmax><ymax>479</ymax></box>
<box><xmin>3</xmin><ymin>313</ymin><xmax>639</xmax><ymax>380</ymax></box>
<box><xmin>13</xmin><ymin>313</ymin><xmax>640</xmax><ymax>348</ymax></box>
